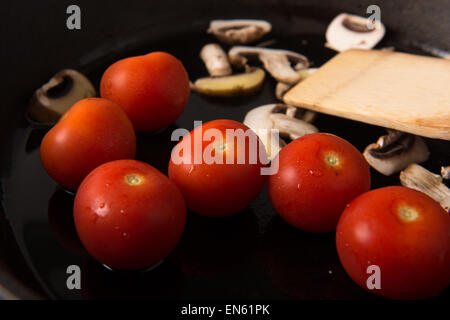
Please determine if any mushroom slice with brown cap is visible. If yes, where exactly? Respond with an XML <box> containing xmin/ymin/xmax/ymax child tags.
<box><xmin>325</xmin><ymin>13</ymin><xmax>385</xmax><ymax>52</ymax></box>
<box><xmin>363</xmin><ymin>130</ymin><xmax>430</xmax><ymax>176</ymax></box>
<box><xmin>243</xmin><ymin>104</ymin><xmax>318</xmax><ymax>159</ymax></box>
<box><xmin>200</xmin><ymin>43</ymin><xmax>232</xmax><ymax>77</ymax></box>
<box><xmin>228</xmin><ymin>46</ymin><xmax>309</xmax><ymax>84</ymax></box>
<box><xmin>207</xmin><ymin>19</ymin><xmax>272</xmax><ymax>45</ymax></box>
<box><xmin>27</xmin><ymin>69</ymin><xmax>96</xmax><ymax>124</ymax></box>
<box><xmin>400</xmin><ymin>163</ymin><xmax>450</xmax><ymax>212</ymax></box>
<box><xmin>191</xmin><ymin>67</ymin><xmax>265</xmax><ymax>97</ymax></box>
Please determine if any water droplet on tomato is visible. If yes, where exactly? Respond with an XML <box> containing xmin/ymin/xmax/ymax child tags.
<box><xmin>188</xmin><ymin>165</ymin><xmax>194</xmax><ymax>176</ymax></box>
<box><xmin>95</xmin><ymin>203</ymin><xmax>108</xmax><ymax>217</ymax></box>
<box><xmin>309</xmin><ymin>168</ymin><xmax>323</xmax><ymax>177</ymax></box>
<box><xmin>296</xmin><ymin>183</ymin><xmax>301</xmax><ymax>190</ymax></box>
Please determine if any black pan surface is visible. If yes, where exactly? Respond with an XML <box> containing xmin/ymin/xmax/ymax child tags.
<box><xmin>0</xmin><ymin>0</ymin><xmax>449</xmax><ymax>299</ymax></box>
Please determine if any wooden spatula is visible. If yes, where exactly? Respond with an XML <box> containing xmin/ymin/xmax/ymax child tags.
<box><xmin>283</xmin><ymin>49</ymin><xmax>450</xmax><ymax>140</ymax></box>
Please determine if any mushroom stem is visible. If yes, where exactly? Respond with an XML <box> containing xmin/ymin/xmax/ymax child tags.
<box><xmin>400</xmin><ymin>163</ymin><xmax>450</xmax><ymax>212</ymax></box>
<box><xmin>200</xmin><ymin>43</ymin><xmax>232</xmax><ymax>77</ymax></box>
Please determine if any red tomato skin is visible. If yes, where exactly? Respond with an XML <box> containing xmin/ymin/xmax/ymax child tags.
<box><xmin>40</xmin><ymin>98</ymin><xmax>136</xmax><ymax>191</ymax></box>
<box><xmin>100</xmin><ymin>51</ymin><xmax>190</xmax><ymax>133</ymax></box>
<box><xmin>168</xmin><ymin>119</ymin><xmax>267</xmax><ymax>217</ymax></box>
<box><xmin>268</xmin><ymin>133</ymin><xmax>371</xmax><ymax>233</ymax></box>
<box><xmin>336</xmin><ymin>186</ymin><xmax>450</xmax><ymax>300</ymax></box>
<box><xmin>74</xmin><ymin>160</ymin><xmax>186</xmax><ymax>271</ymax></box>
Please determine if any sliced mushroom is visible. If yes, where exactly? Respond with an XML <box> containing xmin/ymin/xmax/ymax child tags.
<box><xmin>200</xmin><ymin>43</ymin><xmax>232</xmax><ymax>77</ymax></box>
<box><xmin>243</xmin><ymin>104</ymin><xmax>318</xmax><ymax>159</ymax></box>
<box><xmin>228</xmin><ymin>46</ymin><xmax>309</xmax><ymax>84</ymax></box>
<box><xmin>325</xmin><ymin>13</ymin><xmax>385</xmax><ymax>52</ymax></box>
<box><xmin>191</xmin><ymin>67</ymin><xmax>265</xmax><ymax>97</ymax></box>
<box><xmin>27</xmin><ymin>69</ymin><xmax>96</xmax><ymax>124</ymax></box>
<box><xmin>275</xmin><ymin>82</ymin><xmax>292</xmax><ymax>101</ymax></box>
<box><xmin>441</xmin><ymin>166</ymin><xmax>450</xmax><ymax>180</ymax></box>
<box><xmin>207</xmin><ymin>19</ymin><xmax>272</xmax><ymax>45</ymax></box>
<box><xmin>400</xmin><ymin>163</ymin><xmax>450</xmax><ymax>212</ymax></box>
<box><xmin>275</xmin><ymin>68</ymin><xmax>317</xmax><ymax>100</ymax></box>
<box><xmin>363</xmin><ymin>130</ymin><xmax>430</xmax><ymax>176</ymax></box>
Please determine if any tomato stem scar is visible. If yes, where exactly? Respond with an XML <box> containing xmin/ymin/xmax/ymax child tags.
<box><xmin>397</xmin><ymin>206</ymin><xmax>419</xmax><ymax>222</ymax></box>
<box><xmin>125</xmin><ymin>173</ymin><xmax>144</xmax><ymax>186</ymax></box>
<box><xmin>325</xmin><ymin>153</ymin><xmax>340</xmax><ymax>167</ymax></box>
<box><xmin>215</xmin><ymin>142</ymin><xmax>228</xmax><ymax>152</ymax></box>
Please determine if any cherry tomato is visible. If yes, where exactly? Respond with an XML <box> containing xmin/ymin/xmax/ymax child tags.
<box><xmin>74</xmin><ymin>159</ymin><xmax>187</xmax><ymax>271</ymax></box>
<box><xmin>336</xmin><ymin>186</ymin><xmax>450</xmax><ymax>299</ymax></box>
<box><xmin>100</xmin><ymin>51</ymin><xmax>190</xmax><ymax>132</ymax></box>
<box><xmin>268</xmin><ymin>133</ymin><xmax>371</xmax><ymax>232</ymax></box>
<box><xmin>168</xmin><ymin>119</ymin><xmax>267</xmax><ymax>217</ymax></box>
<box><xmin>40</xmin><ymin>98</ymin><xmax>136</xmax><ymax>191</ymax></box>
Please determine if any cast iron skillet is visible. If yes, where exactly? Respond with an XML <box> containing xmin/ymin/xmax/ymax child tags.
<box><xmin>0</xmin><ymin>0</ymin><xmax>449</xmax><ymax>299</ymax></box>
